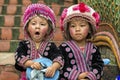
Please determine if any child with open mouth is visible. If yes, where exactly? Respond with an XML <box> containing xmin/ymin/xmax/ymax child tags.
<box><xmin>14</xmin><ymin>3</ymin><xmax>64</xmax><ymax>80</ymax></box>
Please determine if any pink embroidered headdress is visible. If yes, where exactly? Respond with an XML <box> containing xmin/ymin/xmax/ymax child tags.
<box><xmin>60</xmin><ymin>2</ymin><xmax>100</xmax><ymax>34</ymax></box>
<box><xmin>22</xmin><ymin>3</ymin><xmax>56</xmax><ymax>40</ymax></box>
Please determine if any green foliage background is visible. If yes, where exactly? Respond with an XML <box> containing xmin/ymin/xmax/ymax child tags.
<box><xmin>78</xmin><ymin>0</ymin><xmax>120</xmax><ymax>35</ymax></box>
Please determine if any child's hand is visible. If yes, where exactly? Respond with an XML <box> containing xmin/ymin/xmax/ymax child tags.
<box><xmin>45</xmin><ymin>66</ymin><xmax>56</xmax><ymax>77</ymax></box>
<box><xmin>45</xmin><ymin>62</ymin><xmax>61</xmax><ymax>77</ymax></box>
<box><xmin>31</xmin><ymin>62</ymin><xmax>42</xmax><ymax>70</ymax></box>
<box><xmin>78</xmin><ymin>72</ymin><xmax>89</xmax><ymax>80</ymax></box>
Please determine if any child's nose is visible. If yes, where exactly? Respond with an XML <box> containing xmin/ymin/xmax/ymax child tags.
<box><xmin>75</xmin><ymin>26</ymin><xmax>80</xmax><ymax>31</ymax></box>
<box><xmin>35</xmin><ymin>24</ymin><xmax>40</xmax><ymax>29</ymax></box>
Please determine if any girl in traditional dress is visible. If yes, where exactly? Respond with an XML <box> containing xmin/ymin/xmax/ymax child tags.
<box><xmin>14</xmin><ymin>3</ymin><xmax>64</xmax><ymax>80</ymax></box>
<box><xmin>59</xmin><ymin>2</ymin><xmax>104</xmax><ymax>80</ymax></box>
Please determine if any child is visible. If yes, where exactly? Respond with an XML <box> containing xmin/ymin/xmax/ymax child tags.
<box><xmin>59</xmin><ymin>2</ymin><xmax>104</xmax><ymax>80</ymax></box>
<box><xmin>14</xmin><ymin>3</ymin><xmax>64</xmax><ymax>80</ymax></box>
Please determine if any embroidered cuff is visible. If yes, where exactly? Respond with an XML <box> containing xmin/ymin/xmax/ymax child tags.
<box><xmin>19</xmin><ymin>55</ymin><xmax>30</xmax><ymax>66</ymax></box>
<box><xmin>86</xmin><ymin>72</ymin><xmax>97</xmax><ymax>80</ymax></box>
<box><xmin>53</xmin><ymin>56</ymin><xmax>64</xmax><ymax>69</ymax></box>
<box><xmin>68</xmin><ymin>69</ymin><xmax>80</xmax><ymax>80</ymax></box>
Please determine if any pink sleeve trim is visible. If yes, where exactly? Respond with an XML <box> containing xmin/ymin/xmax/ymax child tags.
<box><xmin>53</xmin><ymin>56</ymin><xmax>64</xmax><ymax>69</ymax></box>
<box><xmin>87</xmin><ymin>72</ymin><xmax>97</xmax><ymax>80</ymax></box>
<box><xmin>68</xmin><ymin>68</ymin><xmax>80</xmax><ymax>80</ymax></box>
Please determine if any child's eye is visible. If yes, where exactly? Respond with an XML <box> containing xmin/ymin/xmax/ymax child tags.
<box><xmin>41</xmin><ymin>23</ymin><xmax>46</xmax><ymax>26</ymax></box>
<box><xmin>70</xmin><ymin>24</ymin><xmax>75</xmax><ymax>27</ymax></box>
<box><xmin>80</xmin><ymin>24</ymin><xmax>86</xmax><ymax>27</ymax></box>
<box><xmin>31</xmin><ymin>22</ymin><xmax>36</xmax><ymax>25</ymax></box>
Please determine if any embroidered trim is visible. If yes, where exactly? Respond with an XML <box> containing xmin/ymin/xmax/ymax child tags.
<box><xmin>66</xmin><ymin>40</ymin><xmax>88</xmax><ymax>72</ymax></box>
<box><xmin>53</xmin><ymin>56</ymin><xmax>64</xmax><ymax>69</ymax></box>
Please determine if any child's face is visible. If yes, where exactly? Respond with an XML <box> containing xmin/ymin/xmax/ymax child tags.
<box><xmin>69</xmin><ymin>18</ymin><xmax>90</xmax><ymax>41</ymax></box>
<box><xmin>28</xmin><ymin>16</ymin><xmax>48</xmax><ymax>43</ymax></box>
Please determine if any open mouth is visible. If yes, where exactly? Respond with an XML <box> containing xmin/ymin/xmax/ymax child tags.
<box><xmin>35</xmin><ymin>32</ymin><xmax>40</xmax><ymax>35</ymax></box>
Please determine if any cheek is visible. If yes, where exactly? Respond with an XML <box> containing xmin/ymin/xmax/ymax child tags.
<box><xmin>82</xmin><ymin>28</ymin><xmax>89</xmax><ymax>35</ymax></box>
<box><xmin>69</xmin><ymin>28</ymin><xmax>75</xmax><ymax>36</ymax></box>
<box><xmin>28</xmin><ymin>26</ymin><xmax>34</xmax><ymax>34</ymax></box>
<box><xmin>41</xmin><ymin>27</ymin><xmax>48</xmax><ymax>34</ymax></box>
<box><xmin>28</xmin><ymin>28</ymin><xmax>33</xmax><ymax>33</ymax></box>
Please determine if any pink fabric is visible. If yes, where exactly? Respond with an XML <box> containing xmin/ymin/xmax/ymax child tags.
<box><xmin>20</xmin><ymin>72</ymin><xmax>27</xmax><ymax>80</ymax></box>
<box><xmin>60</xmin><ymin>2</ymin><xmax>100</xmax><ymax>33</ymax></box>
<box><xmin>23</xmin><ymin>3</ymin><xmax>56</xmax><ymax>40</ymax></box>
<box><xmin>23</xmin><ymin>3</ymin><xmax>56</xmax><ymax>29</ymax></box>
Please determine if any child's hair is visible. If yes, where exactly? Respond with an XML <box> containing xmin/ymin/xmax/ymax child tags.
<box><xmin>22</xmin><ymin>3</ymin><xmax>56</xmax><ymax>40</ymax></box>
<box><xmin>60</xmin><ymin>2</ymin><xmax>100</xmax><ymax>40</ymax></box>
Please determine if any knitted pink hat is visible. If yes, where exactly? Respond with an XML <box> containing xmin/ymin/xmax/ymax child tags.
<box><xmin>23</xmin><ymin>3</ymin><xmax>56</xmax><ymax>40</ymax></box>
<box><xmin>60</xmin><ymin>2</ymin><xmax>100</xmax><ymax>34</ymax></box>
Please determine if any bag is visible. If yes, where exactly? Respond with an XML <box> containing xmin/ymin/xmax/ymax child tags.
<box><xmin>26</xmin><ymin>57</ymin><xmax>59</xmax><ymax>80</ymax></box>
